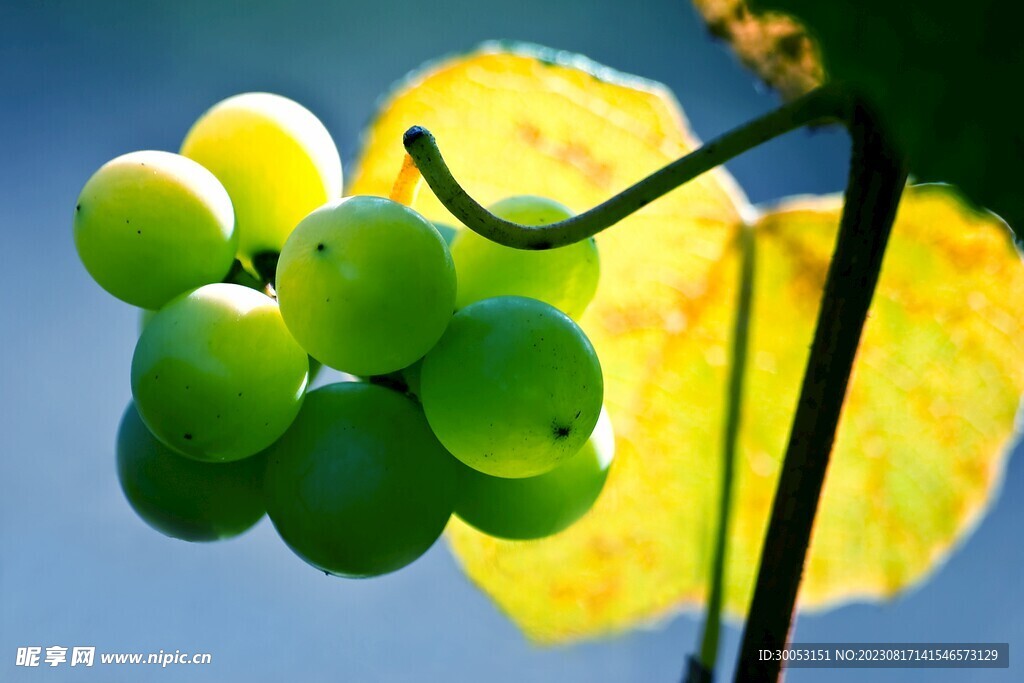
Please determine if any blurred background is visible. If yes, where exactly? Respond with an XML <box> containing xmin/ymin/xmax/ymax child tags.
<box><xmin>1</xmin><ymin>0</ymin><xmax>1019</xmax><ymax>680</ymax></box>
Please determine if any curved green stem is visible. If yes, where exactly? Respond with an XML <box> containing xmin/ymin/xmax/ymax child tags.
<box><xmin>403</xmin><ymin>84</ymin><xmax>847</xmax><ymax>249</ymax></box>
<box><xmin>687</xmin><ymin>222</ymin><xmax>756</xmax><ymax>683</ymax></box>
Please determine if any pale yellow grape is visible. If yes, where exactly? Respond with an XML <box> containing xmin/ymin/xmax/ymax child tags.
<box><xmin>74</xmin><ymin>151</ymin><xmax>236</xmax><ymax>309</ymax></box>
<box><xmin>181</xmin><ymin>93</ymin><xmax>342</xmax><ymax>264</ymax></box>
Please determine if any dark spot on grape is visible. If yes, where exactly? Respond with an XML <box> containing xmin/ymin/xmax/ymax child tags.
<box><xmin>137</xmin><ymin>230</ymin><xmax>141</xmax><ymax>235</ymax></box>
<box><xmin>75</xmin><ymin>204</ymin><xmax>81</xmax><ymax>212</ymax></box>
<box><xmin>185</xmin><ymin>385</ymin><xmax>189</xmax><ymax>390</ymax></box>
<box><xmin>316</xmin><ymin>243</ymin><xmax>325</xmax><ymax>252</ymax></box>
<box><xmin>183</xmin><ymin>433</ymin><xmax>192</xmax><ymax>440</ymax></box>
<box><xmin>238</xmin><ymin>392</ymin><xmax>243</xmax><ymax>397</ymax></box>
<box><xmin>575</xmin><ymin>410</ymin><xmax>581</xmax><ymax>419</ymax></box>
<box><xmin>552</xmin><ymin>423</ymin><xmax>572</xmax><ymax>439</ymax></box>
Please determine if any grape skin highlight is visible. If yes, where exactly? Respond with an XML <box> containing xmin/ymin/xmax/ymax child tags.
<box><xmin>276</xmin><ymin>196</ymin><xmax>457</xmax><ymax>376</ymax></box>
<box><xmin>74</xmin><ymin>151</ymin><xmax>237</xmax><ymax>309</ymax></box>
<box><xmin>181</xmin><ymin>92</ymin><xmax>342</xmax><ymax>265</ymax></box>
<box><xmin>421</xmin><ymin>296</ymin><xmax>604</xmax><ymax>478</ymax></box>
<box><xmin>456</xmin><ymin>407</ymin><xmax>615</xmax><ymax>540</ymax></box>
<box><xmin>117</xmin><ymin>402</ymin><xmax>266</xmax><ymax>542</ymax></box>
<box><xmin>450</xmin><ymin>195</ymin><xmax>599</xmax><ymax>319</ymax></box>
<box><xmin>131</xmin><ymin>283</ymin><xmax>308</xmax><ymax>462</ymax></box>
<box><xmin>264</xmin><ymin>383</ymin><xmax>459</xmax><ymax>578</ymax></box>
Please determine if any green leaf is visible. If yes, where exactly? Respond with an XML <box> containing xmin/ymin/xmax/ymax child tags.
<box><xmin>733</xmin><ymin>0</ymin><xmax>1024</xmax><ymax>235</ymax></box>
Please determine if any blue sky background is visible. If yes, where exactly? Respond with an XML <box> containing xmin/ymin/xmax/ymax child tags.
<box><xmin>1</xmin><ymin>1</ymin><xmax>1020</xmax><ymax>681</ymax></box>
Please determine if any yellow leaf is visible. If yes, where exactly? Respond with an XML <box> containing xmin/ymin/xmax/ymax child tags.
<box><xmin>753</xmin><ymin>187</ymin><xmax>1024</xmax><ymax>607</ymax></box>
<box><xmin>350</xmin><ymin>45</ymin><xmax>1024</xmax><ymax>643</ymax></box>
<box><xmin>692</xmin><ymin>0</ymin><xmax>823</xmax><ymax>100</ymax></box>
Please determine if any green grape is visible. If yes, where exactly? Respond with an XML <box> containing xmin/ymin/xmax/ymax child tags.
<box><xmin>450</xmin><ymin>195</ymin><xmax>599</xmax><ymax>319</ymax></box>
<box><xmin>131</xmin><ymin>283</ymin><xmax>308</xmax><ymax>462</ymax></box>
<box><xmin>140</xmin><ymin>302</ymin><xmax>324</xmax><ymax>385</ymax></box>
<box><xmin>420</xmin><ymin>296</ymin><xmax>603</xmax><ymax>478</ymax></box>
<box><xmin>116</xmin><ymin>402</ymin><xmax>266</xmax><ymax>542</ymax></box>
<box><xmin>276</xmin><ymin>196</ymin><xmax>456</xmax><ymax>376</ymax></box>
<box><xmin>264</xmin><ymin>382</ymin><xmax>459</xmax><ymax>577</ymax></box>
<box><xmin>456</xmin><ymin>408</ymin><xmax>615</xmax><ymax>540</ymax></box>
<box><xmin>74</xmin><ymin>151</ymin><xmax>237</xmax><ymax>309</ymax></box>
<box><xmin>133</xmin><ymin>268</ymin><xmax>323</xmax><ymax>385</ymax></box>
<box><xmin>181</xmin><ymin>92</ymin><xmax>342</xmax><ymax>265</ymax></box>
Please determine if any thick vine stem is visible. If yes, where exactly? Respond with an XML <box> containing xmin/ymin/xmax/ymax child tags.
<box><xmin>403</xmin><ymin>84</ymin><xmax>847</xmax><ymax>249</ymax></box>
<box><xmin>733</xmin><ymin>100</ymin><xmax>908</xmax><ymax>682</ymax></box>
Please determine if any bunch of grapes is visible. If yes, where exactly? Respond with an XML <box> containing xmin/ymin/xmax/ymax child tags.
<box><xmin>76</xmin><ymin>92</ymin><xmax>614</xmax><ymax>578</ymax></box>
